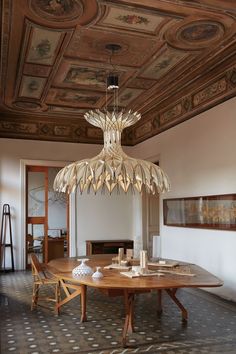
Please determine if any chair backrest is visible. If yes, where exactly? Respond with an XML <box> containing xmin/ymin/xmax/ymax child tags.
<box><xmin>27</xmin><ymin>234</ymin><xmax>33</xmax><ymax>247</ymax></box>
<box><xmin>30</xmin><ymin>253</ymin><xmax>46</xmax><ymax>282</ymax></box>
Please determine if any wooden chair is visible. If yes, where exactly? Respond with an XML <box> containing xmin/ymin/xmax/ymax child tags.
<box><xmin>30</xmin><ymin>253</ymin><xmax>60</xmax><ymax>314</ymax></box>
<box><xmin>27</xmin><ymin>234</ymin><xmax>42</xmax><ymax>254</ymax></box>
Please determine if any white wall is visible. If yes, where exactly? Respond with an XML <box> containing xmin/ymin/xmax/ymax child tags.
<box><xmin>1</xmin><ymin>97</ymin><xmax>236</xmax><ymax>302</ymax></box>
<box><xmin>132</xmin><ymin>97</ymin><xmax>236</xmax><ymax>301</ymax></box>
<box><xmin>76</xmin><ymin>191</ymin><xmax>134</xmax><ymax>255</ymax></box>
<box><xmin>0</xmin><ymin>138</ymin><xmax>134</xmax><ymax>269</ymax></box>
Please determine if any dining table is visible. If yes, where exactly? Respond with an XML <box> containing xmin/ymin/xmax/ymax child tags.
<box><xmin>48</xmin><ymin>254</ymin><xmax>223</xmax><ymax>346</ymax></box>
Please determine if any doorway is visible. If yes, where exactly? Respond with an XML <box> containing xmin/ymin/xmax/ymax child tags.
<box><xmin>26</xmin><ymin>165</ymin><xmax>69</xmax><ymax>267</ymax></box>
<box><xmin>142</xmin><ymin>161</ymin><xmax>160</xmax><ymax>259</ymax></box>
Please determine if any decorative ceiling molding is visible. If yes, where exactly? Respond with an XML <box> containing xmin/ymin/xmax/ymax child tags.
<box><xmin>0</xmin><ymin>0</ymin><xmax>236</xmax><ymax>145</ymax></box>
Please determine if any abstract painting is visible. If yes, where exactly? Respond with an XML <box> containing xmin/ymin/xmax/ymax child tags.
<box><xmin>163</xmin><ymin>194</ymin><xmax>236</xmax><ymax>231</ymax></box>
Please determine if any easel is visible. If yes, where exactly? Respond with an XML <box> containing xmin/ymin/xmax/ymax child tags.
<box><xmin>0</xmin><ymin>204</ymin><xmax>14</xmax><ymax>272</ymax></box>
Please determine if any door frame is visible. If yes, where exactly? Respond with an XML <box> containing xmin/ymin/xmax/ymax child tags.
<box><xmin>141</xmin><ymin>154</ymin><xmax>162</xmax><ymax>258</ymax></box>
<box><xmin>26</xmin><ymin>165</ymin><xmax>48</xmax><ymax>267</ymax></box>
<box><xmin>20</xmin><ymin>159</ymin><xmax>77</xmax><ymax>269</ymax></box>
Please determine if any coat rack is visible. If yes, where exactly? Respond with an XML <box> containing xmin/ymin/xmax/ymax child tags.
<box><xmin>0</xmin><ymin>204</ymin><xmax>14</xmax><ymax>272</ymax></box>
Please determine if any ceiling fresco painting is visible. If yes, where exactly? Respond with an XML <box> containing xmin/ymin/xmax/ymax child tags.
<box><xmin>64</xmin><ymin>67</ymin><xmax>106</xmax><ymax>88</ymax></box>
<box><xmin>47</xmin><ymin>88</ymin><xmax>103</xmax><ymax>108</ymax></box>
<box><xmin>97</xmin><ymin>4</ymin><xmax>167</xmax><ymax>34</ymax></box>
<box><xmin>159</xmin><ymin>103</ymin><xmax>183</xmax><ymax>126</ymax></box>
<box><xmin>49</xmin><ymin>106</ymin><xmax>86</xmax><ymax>113</ymax></box>
<box><xmin>192</xmin><ymin>77</ymin><xmax>228</xmax><ymax>107</ymax></box>
<box><xmin>19</xmin><ymin>76</ymin><xmax>47</xmax><ymax>99</ymax></box>
<box><xmin>30</xmin><ymin>0</ymin><xmax>83</xmax><ymax>21</ymax></box>
<box><xmin>180</xmin><ymin>23</ymin><xmax>221</xmax><ymax>42</ymax></box>
<box><xmin>140</xmin><ymin>47</ymin><xmax>187</xmax><ymax>80</ymax></box>
<box><xmin>26</xmin><ymin>27</ymin><xmax>63</xmax><ymax>65</ymax></box>
<box><xmin>66</xmin><ymin>28</ymin><xmax>161</xmax><ymax>68</ymax></box>
<box><xmin>0</xmin><ymin>0</ymin><xmax>236</xmax><ymax>145</ymax></box>
<box><xmin>118</xmin><ymin>88</ymin><xmax>144</xmax><ymax>107</ymax></box>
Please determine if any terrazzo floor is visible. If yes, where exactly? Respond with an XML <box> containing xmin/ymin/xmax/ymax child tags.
<box><xmin>0</xmin><ymin>271</ymin><xmax>236</xmax><ymax>354</ymax></box>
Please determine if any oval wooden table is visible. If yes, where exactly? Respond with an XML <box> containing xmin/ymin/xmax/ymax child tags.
<box><xmin>48</xmin><ymin>255</ymin><xmax>223</xmax><ymax>346</ymax></box>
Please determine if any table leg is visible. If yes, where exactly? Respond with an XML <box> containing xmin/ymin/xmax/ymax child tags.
<box><xmin>80</xmin><ymin>284</ymin><xmax>87</xmax><ymax>322</ymax></box>
<box><xmin>122</xmin><ymin>290</ymin><xmax>134</xmax><ymax>347</ymax></box>
<box><xmin>165</xmin><ymin>288</ymin><xmax>188</xmax><ymax>322</ymax></box>
<box><xmin>56</xmin><ymin>279</ymin><xmax>82</xmax><ymax>311</ymax></box>
<box><xmin>157</xmin><ymin>289</ymin><xmax>163</xmax><ymax>315</ymax></box>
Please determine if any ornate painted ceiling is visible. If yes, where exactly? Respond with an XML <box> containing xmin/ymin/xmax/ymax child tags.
<box><xmin>0</xmin><ymin>0</ymin><xmax>236</xmax><ymax>145</ymax></box>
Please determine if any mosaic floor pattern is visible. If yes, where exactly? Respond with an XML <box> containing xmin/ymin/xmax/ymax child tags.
<box><xmin>0</xmin><ymin>271</ymin><xmax>236</xmax><ymax>354</ymax></box>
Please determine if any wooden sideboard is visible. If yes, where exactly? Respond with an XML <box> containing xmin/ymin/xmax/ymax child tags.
<box><xmin>86</xmin><ymin>239</ymin><xmax>134</xmax><ymax>256</ymax></box>
<box><xmin>47</xmin><ymin>237</ymin><xmax>65</xmax><ymax>262</ymax></box>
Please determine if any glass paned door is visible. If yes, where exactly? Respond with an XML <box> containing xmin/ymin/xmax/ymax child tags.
<box><xmin>26</xmin><ymin>166</ymin><xmax>48</xmax><ymax>266</ymax></box>
<box><xmin>26</xmin><ymin>166</ymin><xmax>69</xmax><ymax>267</ymax></box>
<box><xmin>28</xmin><ymin>171</ymin><xmax>46</xmax><ymax>217</ymax></box>
<box><xmin>47</xmin><ymin>167</ymin><xmax>68</xmax><ymax>263</ymax></box>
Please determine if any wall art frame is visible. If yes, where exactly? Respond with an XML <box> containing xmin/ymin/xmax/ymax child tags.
<box><xmin>163</xmin><ymin>194</ymin><xmax>236</xmax><ymax>231</ymax></box>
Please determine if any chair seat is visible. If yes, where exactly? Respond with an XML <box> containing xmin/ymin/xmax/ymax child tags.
<box><xmin>34</xmin><ymin>278</ymin><xmax>58</xmax><ymax>285</ymax></box>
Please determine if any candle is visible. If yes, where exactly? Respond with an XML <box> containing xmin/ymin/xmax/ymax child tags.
<box><xmin>140</xmin><ymin>250</ymin><xmax>148</xmax><ymax>273</ymax></box>
<box><xmin>118</xmin><ymin>248</ymin><xmax>124</xmax><ymax>265</ymax></box>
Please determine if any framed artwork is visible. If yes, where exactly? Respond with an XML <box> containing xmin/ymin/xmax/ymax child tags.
<box><xmin>163</xmin><ymin>194</ymin><xmax>236</xmax><ymax>231</ymax></box>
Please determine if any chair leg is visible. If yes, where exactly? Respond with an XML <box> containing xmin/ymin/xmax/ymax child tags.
<box><xmin>31</xmin><ymin>280</ymin><xmax>61</xmax><ymax>314</ymax></box>
<box><xmin>55</xmin><ymin>282</ymin><xmax>61</xmax><ymax>315</ymax></box>
<box><xmin>31</xmin><ymin>283</ymin><xmax>39</xmax><ymax>310</ymax></box>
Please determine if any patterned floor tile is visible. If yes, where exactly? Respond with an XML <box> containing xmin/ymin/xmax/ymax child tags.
<box><xmin>0</xmin><ymin>271</ymin><xmax>236</xmax><ymax>353</ymax></box>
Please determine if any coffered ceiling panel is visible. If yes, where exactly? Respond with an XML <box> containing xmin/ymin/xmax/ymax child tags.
<box><xmin>66</xmin><ymin>28</ymin><xmax>162</xmax><ymax>67</ymax></box>
<box><xmin>0</xmin><ymin>0</ymin><xmax>236</xmax><ymax>145</ymax></box>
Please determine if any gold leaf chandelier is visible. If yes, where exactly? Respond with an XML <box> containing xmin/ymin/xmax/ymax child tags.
<box><xmin>54</xmin><ymin>45</ymin><xmax>170</xmax><ymax>195</ymax></box>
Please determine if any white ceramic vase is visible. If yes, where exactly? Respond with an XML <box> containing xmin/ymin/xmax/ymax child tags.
<box><xmin>72</xmin><ymin>259</ymin><xmax>93</xmax><ymax>277</ymax></box>
<box><xmin>92</xmin><ymin>266</ymin><xmax>103</xmax><ymax>279</ymax></box>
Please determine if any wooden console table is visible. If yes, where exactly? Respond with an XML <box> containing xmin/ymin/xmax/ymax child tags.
<box><xmin>86</xmin><ymin>239</ymin><xmax>133</xmax><ymax>256</ymax></box>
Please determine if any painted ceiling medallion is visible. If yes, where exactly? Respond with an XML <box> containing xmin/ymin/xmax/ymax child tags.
<box><xmin>30</xmin><ymin>0</ymin><xmax>83</xmax><ymax>21</ymax></box>
<box><xmin>180</xmin><ymin>22</ymin><xmax>220</xmax><ymax>42</ymax></box>
<box><xmin>165</xmin><ymin>19</ymin><xmax>226</xmax><ymax>51</ymax></box>
<box><xmin>94</xmin><ymin>40</ymin><xmax>129</xmax><ymax>57</ymax></box>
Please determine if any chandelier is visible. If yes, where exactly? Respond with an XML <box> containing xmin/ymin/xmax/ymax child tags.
<box><xmin>54</xmin><ymin>45</ymin><xmax>170</xmax><ymax>195</ymax></box>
